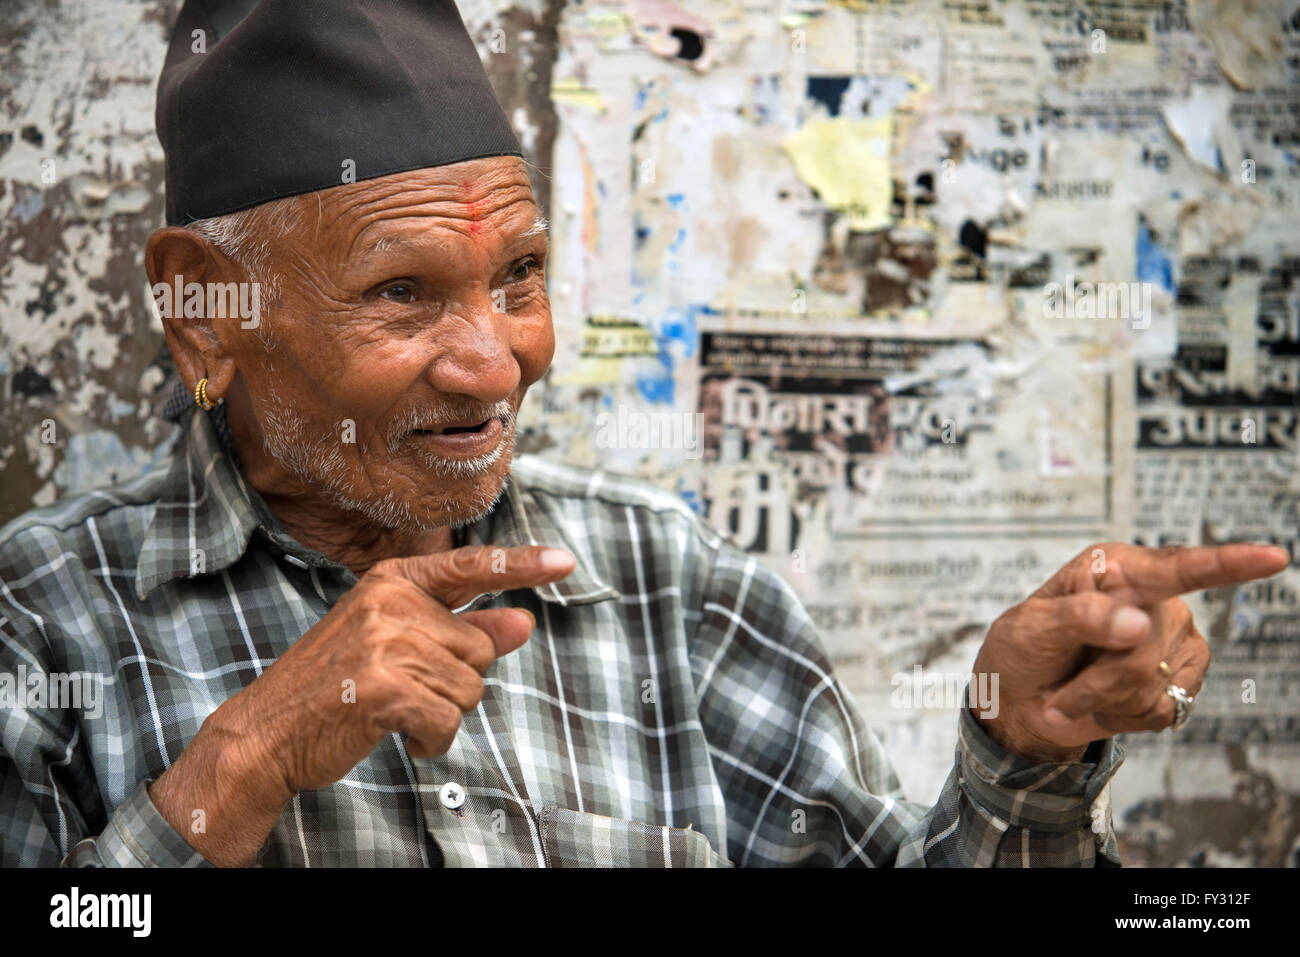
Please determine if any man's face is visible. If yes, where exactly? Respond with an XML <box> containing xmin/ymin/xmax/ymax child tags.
<box><xmin>231</xmin><ymin>156</ymin><xmax>553</xmax><ymax>531</ymax></box>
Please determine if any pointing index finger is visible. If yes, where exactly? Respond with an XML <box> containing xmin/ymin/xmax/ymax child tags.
<box><xmin>380</xmin><ymin>545</ymin><xmax>576</xmax><ymax>609</ymax></box>
<box><xmin>1101</xmin><ymin>544</ymin><xmax>1289</xmax><ymax>605</ymax></box>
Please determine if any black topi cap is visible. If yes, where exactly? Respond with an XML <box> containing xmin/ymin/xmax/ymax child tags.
<box><xmin>156</xmin><ymin>0</ymin><xmax>524</xmax><ymax>226</ymax></box>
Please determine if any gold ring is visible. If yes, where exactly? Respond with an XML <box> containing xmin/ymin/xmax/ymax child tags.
<box><xmin>1158</xmin><ymin>660</ymin><xmax>1172</xmax><ymax>678</ymax></box>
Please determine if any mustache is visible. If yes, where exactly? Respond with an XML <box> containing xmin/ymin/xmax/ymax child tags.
<box><xmin>384</xmin><ymin>398</ymin><xmax>516</xmax><ymax>452</ymax></box>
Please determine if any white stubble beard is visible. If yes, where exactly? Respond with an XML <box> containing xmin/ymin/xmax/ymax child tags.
<box><xmin>258</xmin><ymin>384</ymin><xmax>515</xmax><ymax>532</ymax></box>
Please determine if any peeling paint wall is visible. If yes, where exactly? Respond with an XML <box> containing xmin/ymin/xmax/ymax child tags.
<box><xmin>2</xmin><ymin>0</ymin><xmax>181</xmax><ymax>514</ymax></box>
<box><xmin>3</xmin><ymin>0</ymin><xmax>1300</xmax><ymax>866</ymax></box>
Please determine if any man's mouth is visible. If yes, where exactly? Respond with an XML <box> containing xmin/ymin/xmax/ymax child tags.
<box><xmin>413</xmin><ymin>419</ymin><xmax>493</xmax><ymax>436</ymax></box>
<box><xmin>407</xmin><ymin>416</ymin><xmax>507</xmax><ymax>458</ymax></box>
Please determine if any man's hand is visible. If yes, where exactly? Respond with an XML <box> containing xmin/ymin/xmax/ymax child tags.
<box><xmin>148</xmin><ymin>544</ymin><xmax>575</xmax><ymax>865</ymax></box>
<box><xmin>971</xmin><ymin>542</ymin><xmax>1289</xmax><ymax>764</ymax></box>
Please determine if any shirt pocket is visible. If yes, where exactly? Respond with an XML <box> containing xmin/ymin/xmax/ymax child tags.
<box><xmin>537</xmin><ymin>804</ymin><xmax>733</xmax><ymax>868</ymax></box>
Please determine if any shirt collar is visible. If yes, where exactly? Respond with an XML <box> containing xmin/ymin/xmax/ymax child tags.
<box><xmin>465</xmin><ymin>465</ymin><xmax>622</xmax><ymax>607</ymax></box>
<box><xmin>134</xmin><ymin>403</ymin><xmax>619</xmax><ymax>607</ymax></box>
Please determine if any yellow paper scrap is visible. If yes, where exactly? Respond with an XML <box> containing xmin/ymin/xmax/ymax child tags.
<box><xmin>553</xmin><ymin>316</ymin><xmax>658</xmax><ymax>385</ymax></box>
<box><xmin>781</xmin><ymin>115</ymin><xmax>893</xmax><ymax>231</ymax></box>
<box><xmin>551</xmin><ymin>76</ymin><xmax>606</xmax><ymax>112</ymax></box>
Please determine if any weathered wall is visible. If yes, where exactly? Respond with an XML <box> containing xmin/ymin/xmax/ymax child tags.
<box><xmin>3</xmin><ymin>0</ymin><xmax>1299</xmax><ymax>866</ymax></box>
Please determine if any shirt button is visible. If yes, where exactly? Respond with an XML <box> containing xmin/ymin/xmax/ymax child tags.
<box><xmin>440</xmin><ymin>782</ymin><xmax>466</xmax><ymax>810</ymax></box>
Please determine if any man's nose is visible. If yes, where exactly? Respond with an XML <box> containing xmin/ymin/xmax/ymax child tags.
<box><xmin>425</xmin><ymin>304</ymin><xmax>520</xmax><ymax>402</ymax></box>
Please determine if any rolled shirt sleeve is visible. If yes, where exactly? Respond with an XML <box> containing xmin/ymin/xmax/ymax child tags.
<box><xmin>0</xmin><ymin>595</ymin><xmax>211</xmax><ymax>867</ymax></box>
<box><xmin>59</xmin><ymin>778</ymin><xmax>214</xmax><ymax>868</ymax></box>
<box><xmin>689</xmin><ymin>539</ymin><xmax>1126</xmax><ymax>867</ymax></box>
<box><xmin>896</xmin><ymin>690</ymin><xmax>1124</xmax><ymax>867</ymax></box>
<box><xmin>1</xmin><ymin>696</ymin><xmax>211</xmax><ymax>867</ymax></box>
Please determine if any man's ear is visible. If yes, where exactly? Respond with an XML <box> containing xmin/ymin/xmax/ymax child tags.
<box><xmin>146</xmin><ymin>227</ymin><xmax>239</xmax><ymax>402</ymax></box>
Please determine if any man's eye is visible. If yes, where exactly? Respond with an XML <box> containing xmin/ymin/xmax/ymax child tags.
<box><xmin>380</xmin><ymin>282</ymin><xmax>415</xmax><ymax>302</ymax></box>
<box><xmin>506</xmin><ymin>258</ymin><xmax>538</xmax><ymax>283</ymax></box>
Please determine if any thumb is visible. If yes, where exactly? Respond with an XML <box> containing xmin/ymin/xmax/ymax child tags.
<box><xmin>459</xmin><ymin>607</ymin><xmax>535</xmax><ymax>659</ymax></box>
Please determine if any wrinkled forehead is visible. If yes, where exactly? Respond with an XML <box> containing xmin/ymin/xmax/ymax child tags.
<box><xmin>296</xmin><ymin>158</ymin><xmax>542</xmax><ymax>262</ymax></box>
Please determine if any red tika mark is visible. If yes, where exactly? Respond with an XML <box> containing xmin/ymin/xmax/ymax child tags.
<box><xmin>462</xmin><ymin>181</ymin><xmax>486</xmax><ymax>233</ymax></box>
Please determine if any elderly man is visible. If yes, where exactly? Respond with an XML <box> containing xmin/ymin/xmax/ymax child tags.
<box><xmin>0</xmin><ymin>0</ymin><xmax>1288</xmax><ymax>868</ymax></box>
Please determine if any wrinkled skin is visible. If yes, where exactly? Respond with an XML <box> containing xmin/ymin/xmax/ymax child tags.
<box><xmin>152</xmin><ymin>156</ymin><xmax>553</xmax><ymax>574</ymax></box>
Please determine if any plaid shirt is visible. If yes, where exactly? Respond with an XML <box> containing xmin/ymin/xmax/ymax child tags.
<box><xmin>0</xmin><ymin>397</ymin><xmax>1125</xmax><ymax>867</ymax></box>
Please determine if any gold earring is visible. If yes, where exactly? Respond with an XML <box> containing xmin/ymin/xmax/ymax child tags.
<box><xmin>194</xmin><ymin>377</ymin><xmax>222</xmax><ymax>410</ymax></box>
